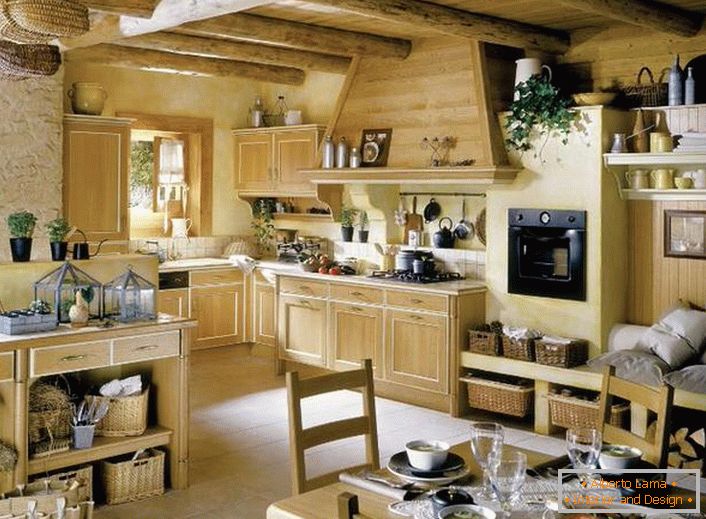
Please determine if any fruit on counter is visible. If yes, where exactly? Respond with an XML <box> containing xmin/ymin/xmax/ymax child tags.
<box><xmin>318</xmin><ymin>266</ymin><xmax>329</xmax><ymax>274</ymax></box>
<box><xmin>329</xmin><ymin>266</ymin><xmax>341</xmax><ymax>275</ymax></box>
<box><xmin>298</xmin><ymin>252</ymin><xmax>356</xmax><ymax>276</ymax></box>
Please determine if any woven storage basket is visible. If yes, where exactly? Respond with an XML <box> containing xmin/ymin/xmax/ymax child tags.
<box><xmin>501</xmin><ymin>336</ymin><xmax>536</xmax><ymax>361</ymax></box>
<box><xmin>87</xmin><ymin>387</ymin><xmax>149</xmax><ymax>437</ymax></box>
<box><xmin>31</xmin><ymin>464</ymin><xmax>93</xmax><ymax>501</ymax></box>
<box><xmin>0</xmin><ymin>41</ymin><xmax>59</xmax><ymax>78</ymax></box>
<box><xmin>28</xmin><ymin>405</ymin><xmax>72</xmax><ymax>444</ymax></box>
<box><xmin>622</xmin><ymin>67</ymin><xmax>668</xmax><ymax>108</ymax></box>
<box><xmin>463</xmin><ymin>376</ymin><xmax>534</xmax><ymax>417</ymax></box>
<box><xmin>468</xmin><ymin>330</ymin><xmax>502</xmax><ymax>356</ymax></box>
<box><xmin>0</xmin><ymin>0</ymin><xmax>88</xmax><ymax>43</ymax></box>
<box><xmin>548</xmin><ymin>392</ymin><xmax>629</xmax><ymax>430</ymax></box>
<box><xmin>535</xmin><ymin>339</ymin><xmax>588</xmax><ymax>368</ymax></box>
<box><xmin>102</xmin><ymin>449</ymin><xmax>165</xmax><ymax>505</ymax></box>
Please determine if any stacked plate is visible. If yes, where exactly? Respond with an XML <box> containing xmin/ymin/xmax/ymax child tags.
<box><xmin>387</xmin><ymin>451</ymin><xmax>469</xmax><ymax>485</ymax></box>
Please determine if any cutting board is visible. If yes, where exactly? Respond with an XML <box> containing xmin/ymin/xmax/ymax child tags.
<box><xmin>404</xmin><ymin>196</ymin><xmax>423</xmax><ymax>243</ymax></box>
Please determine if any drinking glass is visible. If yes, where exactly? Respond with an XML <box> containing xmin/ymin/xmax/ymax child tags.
<box><xmin>489</xmin><ymin>451</ymin><xmax>527</xmax><ymax>518</ymax></box>
<box><xmin>566</xmin><ymin>427</ymin><xmax>602</xmax><ymax>483</ymax></box>
<box><xmin>469</xmin><ymin>422</ymin><xmax>504</xmax><ymax>497</ymax></box>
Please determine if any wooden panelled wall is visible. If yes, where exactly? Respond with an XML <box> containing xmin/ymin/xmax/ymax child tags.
<box><xmin>628</xmin><ymin>200</ymin><xmax>706</xmax><ymax>325</ymax></box>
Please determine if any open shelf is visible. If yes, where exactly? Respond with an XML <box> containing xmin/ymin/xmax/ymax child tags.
<box><xmin>273</xmin><ymin>213</ymin><xmax>332</xmax><ymax>221</ymax></box>
<box><xmin>621</xmin><ymin>188</ymin><xmax>706</xmax><ymax>201</ymax></box>
<box><xmin>603</xmin><ymin>152</ymin><xmax>706</xmax><ymax>166</ymax></box>
<box><xmin>299</xmin><ymin>166</ymin><xmax>520</xmax><ymax>185</ymax></box>
<box><xmin>28</xmin><ymin>426</ymin><xmax>172</xmax><ymax>475</ymax></box>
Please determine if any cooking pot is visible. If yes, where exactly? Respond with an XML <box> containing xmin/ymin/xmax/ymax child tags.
<box><xmin>395</xmin><ymin>250</ymin><xmax>432</xmax><ymax>272</ymax></box>
<box><xmin>412</xmin><ymin>258</ymin><xmax>435</xmax><ymax>276</ymax></box>
<box><xmin>433</xmin><ymin>217</ymin><xmax>455</xmax><ymax>249</ymax></box>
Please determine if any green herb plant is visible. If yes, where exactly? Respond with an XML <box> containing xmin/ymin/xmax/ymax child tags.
<box><xmin>45</xmin><ymin>217</ymin><xmax>72</xmax><ymax>243</ymax></box>
<box><xmin>251</xmin><ymin>198</ymin><xmax>275</xmax><ymax>256</ymax></box>
<box><xmin>505</xmin><ymin>75</ymin><xmax>576</xmax><ymax>161</ymax></box>
<box><xmin>357</xmin><ymin>210</ymin><xmax>369</xmax><ymax>231</ymax></box>
<box><xmin>6</xmin><ymin>211</ymin><xmax>37</xmax><ymax>238</ymax></box>
<box><xmin>340</xmin><ymin>207</ymin><xmax>358</xmax><ymax>228</ymax></box>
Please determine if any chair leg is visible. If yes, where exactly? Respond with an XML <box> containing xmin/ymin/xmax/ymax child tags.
<box><xmin>337</xmin><ymin>492</ymin><xmax>359</xmax><ymax>519</ymax></box>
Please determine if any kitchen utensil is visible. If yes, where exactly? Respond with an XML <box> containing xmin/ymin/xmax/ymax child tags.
<box><xmin>431</xmin><ymin>489</ymin><xmax>475</xmax><ymax>515</ymax></box>
<box><xmin>412</xmin><ymin>258</ymin><xmax>435</xmax><ymax>276</ymax></box>
<box><xmin>404</xmin><ymin>196</ymin><xmax>423</xmax><ymax>243</ymax></box>
<box><xmin>387</xmin><ymin>451</ymin><xmax>468</xmax><ymax>484</ymax></box>
<box><xmin>439</xmin><ymin>504</ymin><xmax>496</xmax><ymax>519</ymax></box>
<box><xmin>407</xmin><ymin>229</ymin><xmax>422</xmax><ymax>247</ymax></box>
<box><xmin>433</xmin><ymin>217</ymin><xmax>455</xmax><ymax>248</ymax></box>
<box><xmin>476</xmin><ymin>209</ymin><xmax>487</xmax><ymax>246</ymax></box>
<box><xmin>651</xmin><ymin>168</ymin><xmax>675</xmax><ymax>189</ymax></box>
<box><xmin>514</xmin><ymin>58</ymin><xmax>552</xmax><ymax>99</ymax></box>
<box><xmin>405</xmin><ymin>440</ymin><xmax>449</xmax><ymax>470</ymax></box>
<box><xmin>454</xmin><ymin>198</ymin><xmax>472</xmax><ymax>240</ymax></box>
<box><xmin>71</xmin><ymin>230</ymin><xmax>106</xmax><ymax>260</ymax></box>
<box><xmin>423</xmin><ymin>198</ymin><xmax>441</xmax><ymax>223</ymax></box>
<box><xmin>625</xmin><ymin>169</ymin><xmax>650</xmax><ymax>189</ymax></box>
<box><xmin>609</xmin><ymin>133</ymin><xmax>627</xmax><ymax>153</ymax></box>
<box><xmin>394</xmin><ymin>196</ymin><xmax>407</xmax><ymax>226</ymax></box>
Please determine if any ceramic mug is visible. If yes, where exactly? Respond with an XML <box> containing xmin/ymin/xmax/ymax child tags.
<box><xmin>171</xmin><ymin>218</ymin><xmax>192</xmax><ymax>238</ymax></box>
<box><xmin>650</xmin><ymin>132</ymin><xmax>673</xmax><ymax>152</ymax></box>
<box><xmin>625</xmin><ymin>169</ymin><xmax>650</xmax><ymax>189</ymax></box>
<box><xmin>684</xmin><ymin>169</ymin><xmax>706</xmax><ymax>189</ymax></box>
<box><xmin>651</xmin><ymin>168</ymin><xmax>675</xmax><ymax>189</ymax></box>
<box><xmin>675</xmin><ymin>177</ymin><xmax>694</xmax><ymax>189</ymax></box>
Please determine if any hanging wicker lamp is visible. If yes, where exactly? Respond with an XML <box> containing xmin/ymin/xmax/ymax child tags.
<box><xmin>0</xmin><ymin>40</ymin><xmax>61</xmax><ymax>80</ymax></box>
<box><xmin>0</xmin><ymin>0</ymin><xmax>89</xmax><ymax>44</ymax></box>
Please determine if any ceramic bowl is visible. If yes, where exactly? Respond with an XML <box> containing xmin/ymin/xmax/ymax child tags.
<box><xmin>437</xmin><ymin>504</ymin><xmax>496</xmax><ymax>519</ymax></box>
<box><xmin>599</xmin><ymin>445</ymin><xmax>643</xmax><ymax>470</ymax></box>
<box><xmin>675</xmin><ymin>177</ymin><xmax>694</xmax><ymax>189</ymax></box>
<box><xmin>405</xmin><ymin>440</ymin><xmax>450</xmax><ymax>471</ymax></box>
<box><xmin>431</xmin><ymin>488</ymin><xmax>474</xmax><ymax>515</ymax></box>
<box><xmin>572</xmin><ymin>92</ymin><xmax>617</xmax><ymax>106</ymax></box>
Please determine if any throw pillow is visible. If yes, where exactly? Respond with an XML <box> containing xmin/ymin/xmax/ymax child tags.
<box><xmin>659</xmin><ymin>306</ymin><xmax>706</xmax><ymax>352</ymax></box>
<box><xmin>663</xmin><ymin>365</ymin><xmax>706</xmax><ymax>394</ymax></box>
<box><xmin>587</xmin><ymin>350</ymin><xmax>671</xmax><ymax>387</ymax></box>
<box><xmin>636</xmin><ymin>326</ymin><xmax>696</xmax><ymax>369</ymax></box>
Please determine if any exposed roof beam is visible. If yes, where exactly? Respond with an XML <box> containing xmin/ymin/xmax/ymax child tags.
<box><xmin>175</xmin><ymin>13</ymin><xmax>411</xmax><ymax>59</ymax></box>
<box><xmin>555</xmin><ymin>0</ymin><xmax>702</xmax><ymax>38</ymax></box>
<box><xmin>64</xmin><ymin>44</ymin><xmax>306</xmax><ymax>85</ymax></box>
<box><xmin>116</xmin><ymin>31</ymin><xmax>351</xmax><ymax>73</ymax></box>
<box><xmin>301</xmin><ymin>0</ymin><xmax>569</xmax><ymax>54</ymax></box>
<box><xmin>81</xmin><ymin>0</ymin><xmax>159</xmax><ymax>18</ymax></box>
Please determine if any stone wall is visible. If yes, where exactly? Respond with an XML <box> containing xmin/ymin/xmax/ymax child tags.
<box><xmin>0</xmin><ymin>71</ymin><xmax>63</xmax><ymax>262</ymax></box>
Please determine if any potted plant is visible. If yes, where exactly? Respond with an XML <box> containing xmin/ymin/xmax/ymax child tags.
<box><xmin>251</xmin><ymin>198</ymin><xmax>275</xmax><ymax>258</ymax></box>
<box><xmin>45</xmin><ymin>217</ymin><xmax>72</xmax><ymax>261</ymax></box>
<box><xmin>340</xmin><ymin>207</ymin><xmax>357</xmax><ymax>242</ymax></box>
<box><xmin>6</xmin><ymin>210</ymin><xmax>37</xmax><ymax>262</ymax></box>
<box><xmin>357</xmin><ymin>210</ymin><xmax>369</xmax><ymax>243</ymax></box>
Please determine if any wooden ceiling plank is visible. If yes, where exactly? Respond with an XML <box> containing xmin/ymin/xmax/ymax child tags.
<box><xmin>64</xmin><ymin>44</ymin><xmax>306</xmax><ymax>85</ymax></box>
<box><xmin>555</xmin><ymin>0</ymin><xmax>703</xmax><ymax>37</ymax></box>
<box><xmin>115</xmin><ymin>31</ymin><xmax>351</xmax><ymax>73</ymax></box>
<box><xmin>174</xmin><ymin>12</ymin><xmax>412</xmax><ymax>59</ymax></box>
<box><xmin>298</xmin><ymin>0</ymin><xmax>569</xmax><ymax>53</ymax></box>
<box><xmin>81</xmin><ymin>0</ymin><xmax>159</xmax><ymax>18</ymax></box>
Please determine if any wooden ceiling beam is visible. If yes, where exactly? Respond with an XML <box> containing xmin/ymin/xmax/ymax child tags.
<box><xmin>81</xmin><ymin>0</ymin><xmax>159</xmax><ymax>18</ymax></box>
<box><xmin>300</xmin><ymin>0</ymin><xmax>569</xmax><ymax>53</ymax></box>
<box><xmin>115</xmin><ymin>31</ymin><xmax>351</xmax><ymax>73</ymax></box>
<box><xmin>175</xmin><ymin>13</ymin><xmax>411</xmax><ymax>59</ymax></box>
<box><xmin>64</xmin><ymin>44</ymin><xmax>306</xmax><ymax>85</ymax></box>
<box><xmin>555</xmin><ymin>0</ymin><xmax>702</xmax><ymax>38</ymax></box>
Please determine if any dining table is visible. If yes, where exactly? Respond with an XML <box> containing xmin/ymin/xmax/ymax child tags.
<box><xmin>266</xmin><ymin>442</ymin><xmax>705</xmax><ymax>519</ymax></box>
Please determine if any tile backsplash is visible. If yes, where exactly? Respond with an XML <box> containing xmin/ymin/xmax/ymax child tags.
<box><xmin>129</xmin><ymin>236</ymin><xmax>238</xmax><ymax>259</ymax></box>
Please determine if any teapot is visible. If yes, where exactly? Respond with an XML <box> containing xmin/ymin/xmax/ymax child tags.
<box><xmin>433</xmin><ymin>217</ymin><xmax>455</xmax><ymax>249</ymax></box>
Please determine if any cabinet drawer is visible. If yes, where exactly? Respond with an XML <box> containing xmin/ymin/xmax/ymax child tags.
<box><xmin>190</xmin><ymin>268</ymin><xmax>243</xmax><ymax>286</ymax></box>
<box><xmin>0</xmin><ymin>352</ymin><xmax>13</xmax><ymax>381</ymax></box>
<box><xmin>279</xmin><ymin>277</ymin><xmax>328</xmax><ymax>298</ymax></box>
<box><xmin>113</xmin><ymin>331</ymin><xmax>180</xmax><ymax>364</ymax></box>
<box><xmin>386</xmin><ymin>290</ymin><xmax>448</xmax><ymax>313</ymax></box>
<box><xmin>330</xmin><ymin>284</ymin><xmax>383</xmax><ymax>305</ymax></box>
<box><xmin>31</xmin><ymin>341</ymin><xmax>111</xmax><ymax>377</ymax></box>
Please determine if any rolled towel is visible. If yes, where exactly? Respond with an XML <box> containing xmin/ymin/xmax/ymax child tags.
<box><xmin>99</xmin><ymin>379</ymin><xmax>122</xmax><ymax>397</ymax></box>
<box><xmin>229</xmin><ymin>254</ymin><xmax>256</xmax><ymax>275</ymax></box>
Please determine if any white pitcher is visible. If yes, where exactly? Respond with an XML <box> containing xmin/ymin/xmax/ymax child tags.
<box><xmin>514</xmin><ymin>58</ymin><xmax>552</xmax><ymax>100</ymax></box>
<box><xmin>171</xmin><ymin>218</ymin><xmax>192</xmax><ymax>238</ymax></box>
<box><xmin>684</xmin><ymin>169</ymin><xmax>706</xmax><ymax>189</ymax></box>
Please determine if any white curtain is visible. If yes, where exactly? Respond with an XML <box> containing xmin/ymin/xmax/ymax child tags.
<box><xmin>158</xmin><ymin>139</ymin><xmax>185</xmax><ymax>185</ymax></box>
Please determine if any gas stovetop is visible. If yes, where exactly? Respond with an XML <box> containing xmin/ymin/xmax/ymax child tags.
<box><xmin>367</xmin><ymin>270</ymin><xmax>464</xmax><ymax>284</ymax></box>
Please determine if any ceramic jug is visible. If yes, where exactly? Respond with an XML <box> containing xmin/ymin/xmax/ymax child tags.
<box><xmin>685</xmin><ymin>169</ymin><xmax>706</xmax><ymax>189</ymax></box>
<box><xmin>68</xmin><ymin>82</ymin><xmax>107</xmax><ymax>116</ymax></box>
<box><xmin>651</xmin><ymin>168</ymin><xmax>675</xmax><ymax>189</ymax></box>
<box><xmin>514</xmin><ymin>58</ymin><xmax>552</xmax><ymax>100</ymax></box>
<box><xmin>625</xmin><ymin>169</ymin><xmax>650</xmax><ymax>190</ymax></box>
<box><xmin>171</xmin><ymin>218</ymin><xmax>192</xmax><ymax>238</ymax></box>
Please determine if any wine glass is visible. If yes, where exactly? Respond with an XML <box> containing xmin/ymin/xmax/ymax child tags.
<box><xmin>469</xmin><ymin>422</ymin><xmax>504</xmax><ymax>497</ymax></box>
<box><xmin>566</xmin><ymin>427</ymin><xmax>602</xmax><ymax>484</ymax></box>
<box><xmin>489</xmin><ymin>450</ymin><xmax>527</xmax><ymax>518</ymax></box>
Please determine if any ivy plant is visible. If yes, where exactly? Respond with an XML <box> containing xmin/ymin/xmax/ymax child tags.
<box><xmin>505</xmin><ymin>75</ymin><xmax>576</xmax><ymax>159</ymax></box>
<box><xmin>251</xmin><ymin>198</ymin><xmax>275</xmax><ymax>256</ymax></box>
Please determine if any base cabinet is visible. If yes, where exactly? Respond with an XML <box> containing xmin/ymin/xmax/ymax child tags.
<box><xmin>190</xmin><ymin>285</ymin><xmax>243</xmax><ymax>349</ymax></box>
<box><xmin>254</xmin><ymin>283</ymin><xmax>276</xmax><ymax>346</ymax></box>
<box><xmin>158</xmin><ymin>288</ymin><xmax>189</xmax><ymax>318</ymax></box>
<box><xmin>278</xmin><ymin>294</ymin><xmax>327</xmax><ymax>366</ymax></box>
<box><xmin>328</xmin><ymin>302</ymin><xmax>383</xmax><ymax>376</ymax></box>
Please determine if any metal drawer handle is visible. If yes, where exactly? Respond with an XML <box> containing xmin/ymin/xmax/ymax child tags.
<box><xmin>60</xmin><ymin>354</ymin><xmax>87</xmax><ymax>362</ymax></box>
<box><xmin>410</xmin><ymin>315</ymin><xmax>424</xmax><ymax>321</ymax></box>
<box><xmin>349</xmin><ymin>306</ymin><xmax>363</xmax><ymax>312</ymax></box>
<box><xmin>411</xmin><ymin>298</ymin><xmax>423</xmax><ymax>304</ymax></box>
<box><xmin>299</xmin><ymin>300</ymin><xmax>312</xmax><ymax>307</ymax></box>
<box><xmin>299</xmin><ymin>285</ymin><xmax>312</xmax><ymax>291</ymax></box>
<box><xmin>351</xmin><ymin>291</ymin><xmax>365</xmax><ymax>297</ymax></box>
<box><xmin>136</xmin><ymin>345</ymin><xmax>159</xmax><ymax>351</ymax></box>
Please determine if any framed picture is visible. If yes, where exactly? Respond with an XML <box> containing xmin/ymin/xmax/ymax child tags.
<box><xmin>664</xmin><ymin>210</ymin><xmax>706</xmax><ymax>259</ymax></box>
<box><xmin>360</xmin><ymin>128</ymin><xmax>392</xmax><ymax>167</ymax></box>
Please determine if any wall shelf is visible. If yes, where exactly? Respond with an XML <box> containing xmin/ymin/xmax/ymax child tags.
<box><xmin>273</xmin><ymin>213</ymin><xmax>332</xmax><ymax>221</ymax></box>
<box><xmin>603</xmin><ymin>152</ymin><xmax>706</xmax><ymax>167</ymax></box>
<box><xmin>299</xmin><ymin>166</ymin><xmax>520</xmax><ymax>185</ymax></box>
<box><xmin>621</xmin><ymin>189</ymin><xmax>706</xmax><ymax>201</ymax></box>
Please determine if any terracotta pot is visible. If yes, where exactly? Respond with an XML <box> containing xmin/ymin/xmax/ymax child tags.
<box><xmin>68</xmin><ymin>82</ymin><xmax>107</xmax><ymax>115</ymax></box>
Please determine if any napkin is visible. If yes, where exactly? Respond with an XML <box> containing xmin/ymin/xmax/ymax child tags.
<box><xmin>228</xmin><ymin>255</ymin><xmax>256</xmax><ymax>275</ymax></box>
<box><xmin>502</xmin><ymin>326</ymin><xmax>543</xmax><ymax>340</ymax></box>
<box><xmin>338</xmin><ymin>472</ymin><xmax>407</xmax><ymax>501</ymax></box>
<box><xmin>539</xmin><ymin>335</ymin><xmax>573</xmax><ymax>345</ymax></box>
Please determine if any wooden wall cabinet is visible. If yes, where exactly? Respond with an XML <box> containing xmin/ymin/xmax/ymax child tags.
<box><xmin>63</xmin><ymin>115</ymin><xmax>132</xmax><ymax>244</ymax></box>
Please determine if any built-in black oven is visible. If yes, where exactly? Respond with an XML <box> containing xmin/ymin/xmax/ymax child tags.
<box><xmin>508</xmin><ymin>208</ymin><xmax>586</xmax><ymax>301</ymax></box>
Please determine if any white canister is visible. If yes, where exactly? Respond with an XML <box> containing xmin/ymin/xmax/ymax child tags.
<box><xmin>284</xmin><ymin>110</ymin><xmax>302</xmax><ymax>125</ymax></box>
<box><xmin>349</xmin><ymin>147</ymin><xmax>361</xmax><ymax>168</ymax></box>
<box><xmin>408</xmin><ymin>229</ymin><xmax>423</xmax><ymax>248</ymax></box>
<box><xmin>335</xmin><ymin>137</ymin><xmax>348</xmax><ymax>168</ymax></box>
<box><xmin>322</xmin><ymin>136</ymin><xmax>335</xmax><ymax>168</ymax></box>
<box><xmin>171</xmin><ymin>218</ymin><xmax>192</xmax><ymax>238</ymax></box>
<box><xmin>685</xmin><ymin>169</ymin><xmax>706</xmax><ymax>189</ymax></box>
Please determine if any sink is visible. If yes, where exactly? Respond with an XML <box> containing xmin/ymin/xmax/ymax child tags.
<box><xmin>159</xmin><ymin>257</ymin><xmax>234</xmax><ymax>270</ymax></box>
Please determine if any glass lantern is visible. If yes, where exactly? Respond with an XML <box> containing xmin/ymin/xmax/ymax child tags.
<box><xmin>33</xmin><ymin>262</ymin><xmax>102</xmax><ymax>323</ymax></box>
<box><xmin>103</xmin><ymin>267</ymin><xmax>156</xmax><ymax>322</ymax></box>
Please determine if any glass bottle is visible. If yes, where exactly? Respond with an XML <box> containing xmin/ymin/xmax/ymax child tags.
<box><xmin>322</xmin><ymin>136</ymin><xmax>335</xmax><ymax>168</ymax></box>
<box><xmin>349</xmin><ymin>147</ymin><xmax>362</xmax><ymax>168</ymax></box>
<box><xmin>335</xmin><ymin>137</ymin><xmax>348</xmax><ymax>168</ymax></box>
<box><xmin>668</xmin><ymin>55</ymin><xmax>684</xmax><ymax>106</ymax></box>
<box><xmin>250</xmin><ymin>96</ymin><xmax>264</xmax><ymax>128</ymax></box>
<box><xmin>685</xmin><ymin>67</ymin><xmax>696</xmax><ymax>105</ymax></box>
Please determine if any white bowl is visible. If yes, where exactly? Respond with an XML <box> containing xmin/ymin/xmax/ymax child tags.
<box><xmin>438</xmin><ymin>504</ymin><xmax>496</xmax><ymax>519</ymax></box>
<box><xmin>405</xmin><ymin>440</ymin><xmax>450</xmax><ymax>471</ymax></box>
<box><xmin>599</xmin><ymin>445</ymin><xmax>643</xmax><ymax>470</ymax></box>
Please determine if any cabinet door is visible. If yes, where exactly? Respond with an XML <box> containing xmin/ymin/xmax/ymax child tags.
<box><xmin>158</xmin><ymin>288</ymin><xmax>189</xmax><ymax>318</ymax></box>
<box><xmin>274</xmin><ymin>129</ymin><xmax>320</xmax><ymax>192</ymax></box>
<box><xmin>385</xmin><ymin>310</ymin><xmax>448</xmax><ymax>393</ymax></box>
<box><xmin>278</xmin><ymin>294</ymin><xmax>327</xmax><ymax>367</ymax></box>
<box><xmin>254</xmin><ymin>283</ymin><xmax>276</xmax><ymax>346</ymax></box>
<box><xmin>190</xmin><ymin>285</ymin><xmax>243</xmax><ymax>349</ymax></box>
<box><xmin>233</xmin><ymin>133</ymin><xmax>273</xmax><ymax>190</ymax></box>
<box><xmin>63</xmin><ymin>119</ymin><xmax>130</xmax><ymax>242</ymax></box>
<box><xmin>329</xmin><ymin>302</ymin><xmax>383</xmax><ymax>377</ymax></box>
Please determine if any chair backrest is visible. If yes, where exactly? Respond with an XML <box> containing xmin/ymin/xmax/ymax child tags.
<box><xmin>286</xmin><ymin>359</ymin><xmax>380</xmax><ymax>495</ymax></box>
<box><xmin>598</xmin><ymin>365</ymin><xmax>674</xmax><ymax>467</ymax></box>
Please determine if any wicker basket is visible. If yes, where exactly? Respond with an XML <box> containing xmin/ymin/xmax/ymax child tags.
<box><xmin>31</xmin><ymin>464</ymin><xmax>93</xmax><ymax>502</ymax></box>
<box><xmin>469</xmin><ymin>330</ymin><xmax>502</xmax><ymax>356</ymax></box>
<box><xmin>0</xmin><ymin>0</ymin><xmax>88</xmax><ymax>43</ymax></box>
<box><xmin>622</xmin><ymin>67</ymin><xmax>668</xmax><ymax>108</ymax></box>
<box><xmin>463</xmin><ymin>375</ymin><xmax>534</xmax><ymax>418</ymax></box>
<box><xmin>28</xmin><ymin>405</ymin><xmax>72</xmax><ymax>444</ymax></box>
<box><xmin>102</xmin><ymin>449</ymin><xmax>165</xmax><ymax>505</ymax></box>
<box><xmin>0</xmin><ymin>41</ymin><xmax>60</xmax><ymax>78</ymax></box>
<box><xmin>548</xmin><ymin>392</ymin><xmax>629</xmax><ymax>430</ymax></box>
<box><xmin>535</xmin><ymin>339</ymin><xmax>588</xmax><ymax>368</ymax></box>
<box><xmin>501</xmin><ymin>336</ymin><xmax>536</xmax><ymax>361</ymax></box>
<box><xmin>87</xmin><ymin>387</ymin><xmax>149</xmax><ymax>437</ymax></box>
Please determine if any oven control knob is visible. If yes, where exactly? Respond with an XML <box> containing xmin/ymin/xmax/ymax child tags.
<box><xmin>568</xmin><ymin>215</ymin><xmax>576</xmax><ymax>223</ymax></box>
<box><xmin>516</xmin><ymin>213</ymin><xmax>523</xmax><ymax>222</ymax></box>
<box><xmin>539</xmin><ymin>211</ymin><xmax>551</xmax><ymax>225</ymax></box>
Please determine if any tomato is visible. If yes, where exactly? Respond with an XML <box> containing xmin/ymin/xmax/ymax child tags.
<box><xmin>329</xmin><ymin>267</ymin><xmax>341</xmax><ymax>275</ymax></box>
<box><xmin>318</xmin><ymin>267</ymin><xmax>329</xmax><ymax>274</ymax></box>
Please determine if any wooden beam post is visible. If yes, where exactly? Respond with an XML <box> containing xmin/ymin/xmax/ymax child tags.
<box><xmin>301</xmin><ymin>0</ymin><xmax>569</xmax><ymax>53</ymax></box>
<box><xmin>65</xmin><ymin>44</ymin><xmax>306</xmax><ymax>85</ymax></box>
<box><xmin>81</xmin><ymin>0</ymin><xmax>159</xmax><ymax>18</ymax></box>
<box><xmin>175</xmin><ymin>13</ymin><xmax>411</xmax><ymax>59</ymax></box>
<box><xmin>116</xmin><ymin>32</ymin><xmax>351</xmax><ymax>73</ymax></box>
<box><xmin>555</xmin><ymin>0</ymin><xmax>702</xmax><ymax>38</ymax></box>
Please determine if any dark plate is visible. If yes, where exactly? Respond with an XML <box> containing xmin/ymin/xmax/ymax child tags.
<box><xmin>388</xmin><ymin>451</ymin><xmax>466</xmax><ymax>478</ymax></box>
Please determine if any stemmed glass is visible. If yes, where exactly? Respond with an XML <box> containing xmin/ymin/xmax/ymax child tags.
<box><xmin>566</xmin><ymin>427</ymin><xmax>602</xmax><ymax>484</ymax></box>
<box><xmin>489</xmin><ymin>451</ymin><xmax>527</xmax><ymax>518</ymax></box>
<box><xmin>469</xmin><ymin>422</ymin><xmax>504</xmax><ymax>498</ymax></box>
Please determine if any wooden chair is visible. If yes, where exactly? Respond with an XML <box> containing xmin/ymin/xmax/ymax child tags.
<box><xmin>598</xmin><ymin>365</ymin><xmax>674</xmax><ymax>467</ymax></box>
<box><xmin>286</xmin><ymin>359</ymin><xmax>380</xmax><ymax>495</ymax></box>
<box><xmin>337</xmin><ymin>492</ymin><xmax>374</xmax><ymax>519</ymax></box>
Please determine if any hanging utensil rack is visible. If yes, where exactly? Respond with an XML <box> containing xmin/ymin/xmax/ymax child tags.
<box><xmin>398</xmin><ymin>192</ymin><xmax>486</xmax><ymax>198</ymax></box>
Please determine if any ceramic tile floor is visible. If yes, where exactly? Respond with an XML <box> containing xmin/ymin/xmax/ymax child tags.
<box><xmin>93</xmin><ymin>346</ymin><xmax>701</xmax><ymax>518</ymax></box>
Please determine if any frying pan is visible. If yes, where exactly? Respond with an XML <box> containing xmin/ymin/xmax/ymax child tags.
<box><xmin>423</xmin><ymin>198</ymin><xmax>441</xmax><ymax>223</ymax></box>
<box><xmin>454</xmin><ymin>198</ymin><xmax>474</xmax><ymax>240</ymax></box>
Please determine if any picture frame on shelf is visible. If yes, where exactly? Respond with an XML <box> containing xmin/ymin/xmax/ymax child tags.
<box><xmin>664</xmin><ymin>210</ymin><xmax>706</xmax><ymax>259</ymax></box>
<box><xmin>360</xmin><ymin>128</ymin><xmax>392</xmax><ymax>167</ymax></box>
